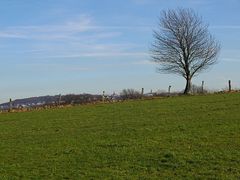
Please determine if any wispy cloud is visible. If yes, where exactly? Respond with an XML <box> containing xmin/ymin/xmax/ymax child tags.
<box><xmin>210</xmin><ymin>25</ymin><xmax>240</xmax><ymax>30</ymax></box>
<box><xmin>22</xmin><ymin>62</ymin><xmax>94</xmax><ymax>71</ymax></box>
<box><xmin>221</xmin><ymin>58</ymin><xmax>240</xmax><ymax>62</ymax></box>
<box><xmin>37</xmin><ymin>51</ymin><xmax>148</xmax><ymax>59</ymax></box>
<box><xmin>0</xmin><ymin>32</ymin><xmax>26</xmax><ymax>38</ymax></box>
<box><xmin>131</xmin><ymin>60</ymin><xmax>154</xmax><ymax>65</ymax></box>
<box><xmin>132</xmin><ymin>0</ymin><xmax>212</xmax><ymax>6</ymax></box>
<box><xmin>131</xmin><ymin>0</ymin><xmax>156</xmax><ymax>5</ymax></box>
<box><xmin>0</xmin><ymin>14</ymin><xmax>151</xmax><ymax>61</ymax></box>
<box><xmin>0</xmin><ymin>14</ymin><xmax>151</xmax><ymax>41</ymax></box>
<box><xmin>0</xmin><ymin>15</ymin><xmax>95</xmax><ymax>40</ymax></box>
<box><xmin>220</xmin><ymin>49</ymin><xmax>240</xmax><ymax>63</ymax></box>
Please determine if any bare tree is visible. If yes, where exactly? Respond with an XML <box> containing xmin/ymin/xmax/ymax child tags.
<box><xmin>120</xmin><ymin>89</ymin><xmax>141</xmax><ymax>100</ymax></box>
<box><xmin>151</xmin><ymin>8</ymin><xmax>220</xmax><ymax>94</ymax></box>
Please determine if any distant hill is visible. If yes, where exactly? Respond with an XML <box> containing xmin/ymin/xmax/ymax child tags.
<box><xmin>0</xmin><ymin>94</ymin><xmax>103</xmax><ymax>110</ymax></box>
<box><xmin>0</xmin><ymin>95</ymin><xmax>60</xmax><ymax>110</ymax></box>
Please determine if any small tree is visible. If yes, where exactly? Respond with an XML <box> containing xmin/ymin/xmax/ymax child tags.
<box><xmin>190</xmin><ymin>84</ymin><xmax>208</xmax><ymax>94</ymax></box>
<box><xmin>151</xmin><ymin>8</ymin><xmax>220</xmax><ymax>94</ymax></box>
<box><xmin>120</xmin><ymin>89</ymin><xmax>141</xmax><ymax>100</ymax></box>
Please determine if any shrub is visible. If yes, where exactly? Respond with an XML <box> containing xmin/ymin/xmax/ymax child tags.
<box><xmin>120</xmin><ymin>89</ymin><xmax>141</xmax><ymax>100</ymax></box>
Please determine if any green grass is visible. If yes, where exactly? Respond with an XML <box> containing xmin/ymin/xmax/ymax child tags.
<box><xmin>0</xmin><ymin>93</ymin><xmax>239</xmax><ymax>179</ymax></box>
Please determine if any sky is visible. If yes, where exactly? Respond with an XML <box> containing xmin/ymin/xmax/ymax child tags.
<box><xmin>0</xmin><ymin>0</ymin><xmax>240</xmax><ymax>103</ymax></box>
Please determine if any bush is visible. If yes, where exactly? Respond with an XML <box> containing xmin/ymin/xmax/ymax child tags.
<box><xmin>190</xmin><ymin>84</ymin><xmax>208</xmax><ymax>94</ymax></box>
<box><xmin>120</xmin><ymin>89</ymin><xmax>141</xmax><ymax>100</ymax></box>
<box><xmin>61</xmin><ymin>94</ymin><xmax>102</xmax><ymax>104</ymax></box>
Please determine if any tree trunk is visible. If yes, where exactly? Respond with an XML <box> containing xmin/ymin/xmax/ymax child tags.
<box><xmin>184</xmin><ymin>77</ymin><xmax>191</xmax><ymax>94</ymax></box>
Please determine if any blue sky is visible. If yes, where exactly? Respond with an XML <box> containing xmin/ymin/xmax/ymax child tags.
<box><xmin>0</xmin><ymin>0</ymin><xmax>240</xmax><ymax>103</ymax></box>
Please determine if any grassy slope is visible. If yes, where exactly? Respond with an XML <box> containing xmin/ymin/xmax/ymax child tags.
<box><xmin>0</xmin><ymin>93</ymin><xmax>239</xmax><ymax>179</ymax></box>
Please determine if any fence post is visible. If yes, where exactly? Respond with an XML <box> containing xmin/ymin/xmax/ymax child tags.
<box><xmin>102</xmin><ymin>91</ymin><xmax>105</xmax><ymax>102</ymax></box>
<box><xmin>58</xmin><ymin>94</ymin><xmax>62</xmax><ymax>105</ymax></box>
<box><xmin>168</xmin><ymin>86</ymin><xmax>172</xmax><ymax>96</ymax></box>
<box><xmin>141</xmin><ymin>88</ymin><xmax>144</xmax><ymax>98</ymax></box>
<box><xmin>202</xmin><ymin>81</ymin><xmax>204</xmax><ymax>94</ymax></box>
<box><xmin>228</xmin><ymin>80</ymin><xmax>232</xmax><ymax>92</ymax></box>
<box><xmin>9</xmin><ymin>98</ymin><xmax>12</xmax><ymax>112</ymax></box>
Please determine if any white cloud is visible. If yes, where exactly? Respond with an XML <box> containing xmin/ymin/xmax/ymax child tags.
<box><xmin>131</xmin><ymin>0</ymin><xmax>156</xmax><ymax>4</ymax></box>
<box><xmin>132</xmin><ymin>0</ymin><xmax>212</xmax><ymax>6</ymax></box>
<box><xmin>0</xmin><ymin>14</ymin><xmax>151</xmax><ymax>41</ymax></box>
<box><xmin>37</xmin><ymin>52</ymin><xmax>148</xmax><ymax>59</ymax></box>
<box><xmin>0</xmin><ymin>15</ymin><xmax>94</xmax><ymax>40</ymax></box>
<box><xmin>0</xmin><ymin>32</ymin><xmax>26</xmax><ymax>38</ymax></box>
<box><xmin>210</xmin><ymin>25</ymin><xmax>240</xmax><ymax>30</ymax></box>
<box><xmin>131</xmin><ymin>60</ymin><xmax>154</xmax><ymax>65</ymax></box>
<box><xmin>0</xmin><ymin>14</ymin><xmax>150</xmax><ymax>63</ymax></box>
<box><xmin>221</xmin><ymin>58</ymin><xmax>240</xmax><ymax>62</ymax></box>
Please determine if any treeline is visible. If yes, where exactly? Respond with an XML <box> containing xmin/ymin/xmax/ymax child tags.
<box><xmin>60</xmin><ymin>94</ymin><xmax>102</xmax><ymax>105</ymax></box>
<box><xmin>1</xmin><ymin>85</ymin><xmax>239</xmax><ymax>113</ymax></box>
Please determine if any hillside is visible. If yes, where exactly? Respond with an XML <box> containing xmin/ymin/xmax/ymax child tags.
<box><xmin>0</xmin><ymin>93</ymin><xmax>239</xmax><ymax>179</ymax></box>
<box><xmin>0</xmin><ymin>94</ymin><xmax>102</xmax><ymax>110</ymax></box>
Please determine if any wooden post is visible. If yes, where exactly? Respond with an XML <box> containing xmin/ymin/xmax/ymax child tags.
<box><xmin>202</xmin><ymin>81</ymin><xmax>204</xmax><ymax>94</ymax></box>
<box><xmin>102</xmin><ymin>91</ymin><xmax>105</xmax><ymax>102</ymax></box>
<box><xmin>9</xmin><ymin>98</ymin><xmax>12</xmax><ymax>112</ymax></box>
<box><xmin>141</xmin><ymin>88</ymin><xmax>144</xmax><ymax>96</ymax></box>
<box><xmin>228</xmin><ymin>80</ymin><xmax>232</xmax><ymax>92</ymax></box>
<box><xmin>168</xmin><ymin>86</ymin><xmax>172</xmax><ymax>96</ymax></box>
<box><xmin>58</xmin><ymin>94</ymin><xmax>62</xmax><ymax>105</ymax></box>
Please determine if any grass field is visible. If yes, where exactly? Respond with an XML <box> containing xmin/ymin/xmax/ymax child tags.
<box><xmin>0</xmin><ymin>93</ymin><xmax>239</xmax><ymax>179</ymax></box>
